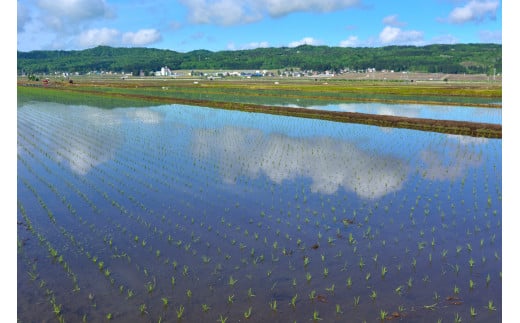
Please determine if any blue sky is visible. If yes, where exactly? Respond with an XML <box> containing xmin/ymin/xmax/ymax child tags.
<box><xmin>16</xmin><ymin>0</ymin><xmax>502</xmax><ymax>52</ymax></box>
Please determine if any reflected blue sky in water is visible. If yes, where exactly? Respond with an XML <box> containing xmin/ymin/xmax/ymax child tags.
<box><xmin>18</xmin><ymin>102</ymin><xmax>498</xmax><ymax>201</ymax></box>
<box><xmin>282</xmin><ymin>102</ymin><xmax>502</xmax><ymax>124</ymax></box>
<box><xmin>17</xmin><ymin>100</ymin><xmax>502</xmax><ymax>323</ymax></box>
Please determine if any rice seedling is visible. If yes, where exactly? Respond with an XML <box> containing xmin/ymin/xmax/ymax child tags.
<box><xmin>312</xmin><ymin>310</ymin><xmax>322</xmax><ymax>321</ymax></box>
<box><xmin>325</xmin><ymin>284</ymin><xmax>335</xmax><ymax>294</ymax></box>
<box><xmin>407</xmin><ymin>277</ymin><xmax>413</xmax><ymax>289</ymax></box>
<box><xmin>359</xmin><ymin>257</ymin><xmax>365</xmax><ymax>270</ymax></box>
<box><xmin>139</xmin><ymin>303</ymin><xmax>148</xmax><ymax>315</ymax></box>
<box><xmin>227</xmin><ymin>294</ymin><xmax>235</xmax><ymax>304</ymax></box>
<box><xmin>217</xmin><ymin>314</ymin><xmax>228</xmax><ymax>323</ymax></box>
<box><xmin>303</xmin><ymin>256</ymin><xmax>310</xmax><ymax>267</ymax></box>
<box><xmin>346</xmin><ymin>276</ymin><xmax>352</xmax><ymax>288</ymax></box>
<box><xmin>290</xmin><ymin>294</ymin><xmax>298</xmax><ymax>309</ymax></box>
<box><xmin>306</xmin><ymin>272</ymin><xmax>312</xmax><ymax>283</ymax></box>
<box><xmin>394</xmin><ymin>285</ymin><xmax>403</xmax><ymax>296</ymax></box>
<box><xmin>453</xmin><ymin>285</ymin><xmax>460</xmax><ymax>295</ymax></box>
<box><xmin>469</xmin><ymin>279</ymin><xmax>476</xmax><ymax>290</ymax></box>
<box><xmin>244</xmin><ymin>306</ymin><xmax>253</xmax><ymax>319</ymax></box>
<box><xmin>487</xmin><ymin>300</ymin><xmax>496</xmax><ymax>311</ymax></box>
<box><xmin>145</xmin><ymin>278</ymin><xmax>156</xmax><ymax>293</ymax></box>
<box><xmin>161</xmin><ymin>297</ymin><xmax>169</xmax><ymax>307</ymax></box>
<box><xmin>454</xmin><ymin>312</ymin><xmax>462</xmax><ymax>323</ymax></box>
<box><xmin>381</xmin><ymin>266</ymin><xmax>388</xmax><ymax>279</ymax></box>
<box><xmin>201</xmin><ymin>304</ymin><xmax>211</xmax><ymax>312</ymax></box>
<box><xmin>183</xmin><ymin>265</ymin><xmax>189</xmax><ymax>276</ymax></box>
<box><xmin>370</xmin><ymin>290</ymin><xmax>377</xmax><ymax>301</ymax></box>
<box><xmin>379</xmin><ymin>310</ymin><xmax>388</xmax><ymax>321</ymax></box>
<box><xmin>269</xmin><ymin>300</ymin><xmax>278</xmax><ymax>312</ymax></box>
<box><xmin>228</xmin><ymin>275</ymin><xmax>238</xmax><ymax>287</ymax></box>
<box><xmin>470</xmin><ymin>306</ymin><xmax>477</xmax><ymax>317</ymax></box>
<box><xmin>176</xmin><ymin>305</ymin><xmax>185</xmax><ymax>319</ymax></box>
<box><xmin>423</xmin><ymin>303</ymin><xmax>437</xmax><ymax>310</ymax></box>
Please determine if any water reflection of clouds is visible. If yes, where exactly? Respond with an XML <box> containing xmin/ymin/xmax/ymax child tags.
<box><xmin>192</xmin><ymin>126</ymin><xmax>407</xmax><ymax>199</ymax></box>
<box><xmin>420</xmin><ymin>135</ymin><xmax>485</xmax><ymax>181</ymax></box>
<box><xmin>20</xmin><ymin>104</ymin><xmax>165</xmax><ymax>175</ymax></box>
<box><xmin>287</xmin><ymin>103</ymin><xmax>500</xmax><ymax>124</ymax></box>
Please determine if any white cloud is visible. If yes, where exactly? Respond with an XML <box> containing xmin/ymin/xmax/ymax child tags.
<box><xmin>179</xmin><ymin>0</ymin><xmax>261</xmax><ymax>25</ymax></box>
<box><xmin>78</xmin><ymin>28</ymin><xmax>120</xmax><ymax>47</ymax></box>
<box><xmin>382</xmin><ymin>14</ymin><xmax>406</xmax><ymax>27</ymax></box>
<box><xmin>379</xmin><ymin>26</ymin><xmax>424</xmax><ymax>45</ymax></box>
<box><xmin>17</xmin><ymin>2</ymin><xmax>31</xmax><ymax>32</ymax></box>
<box><xmin>430</xmin><ymin>34</ymin><xmax>459</xmax><ymax>44</ymax></box>
<box><xmin>37</xmin><ymin>0</ymin><xmax>113</xmax><ymax>23</ymax></box>
<box><xmin>446</xmin><ymin>0</ymin><xmax>499</xmax><ymax>24</ymax></box>
<box><xmin>179</xmin><ymin>0</ymin><xmax>360</xmax><ymax>25</ymax></box>
<box><xmin>122</xmin><ymin>29</ymin><xmax>162</xmax><ymax>46</ymax></box>
<box><xmin>288</xmin><ymin>37</ymin><xmax>322</xmax><ymax>47</ymax></box>
<box><xmin>339</xmin><ymin>36</ymin><xmax>359</xmax><ymax>47</ymax></box>
<box><xmin>263</xmin><ymin>0</ymin><xmax>361</xmax><ymax>17</ymax></box>
<box><xmin>241</xmin><ymin>41</ymin><xmax>270</xmax><ymax>49</ymax></box>
<box><xmin>479</xmin><ymin>30</ymin><xmax>501</xmax><ymax>43</ymax></box>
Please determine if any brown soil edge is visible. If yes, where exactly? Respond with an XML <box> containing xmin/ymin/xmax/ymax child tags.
<box><xmin>47</xmin><ymin>87</ymin><xmax>504</xmax><ymax>139</ymax></box>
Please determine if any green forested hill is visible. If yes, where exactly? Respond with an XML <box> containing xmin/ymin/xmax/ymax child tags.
<box><xmin>17</xmin><ymin>43</ymin><xmax>501</xmax><ymax>75</ymax></box>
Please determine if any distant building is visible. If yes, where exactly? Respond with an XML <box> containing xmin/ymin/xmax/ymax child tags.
<box><xmin>155</xmin><ymin>66</ymin><xmax>172</xmax><ymax>76</ymax></box>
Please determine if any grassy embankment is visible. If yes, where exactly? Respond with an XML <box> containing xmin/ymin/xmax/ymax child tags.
<box><xmin>17</xmin><ymin>77</ymin><xmax>502</xmax><ymax>138</ymax></box>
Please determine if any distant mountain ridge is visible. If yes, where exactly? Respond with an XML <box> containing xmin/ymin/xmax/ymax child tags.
<box><xmin>17</xmin><ymin>44</ymin><xmax>501</xmax><ymax>76</ymax></box>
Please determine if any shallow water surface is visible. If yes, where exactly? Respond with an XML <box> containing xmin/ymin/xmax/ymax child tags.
<box><xmin>17</xmin><ymin>101</ymin><xmax>502</xmax><ymax>322</ymax></box>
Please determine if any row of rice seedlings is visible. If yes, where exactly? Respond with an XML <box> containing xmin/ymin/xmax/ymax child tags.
<box><xmin>19</xmin><ymin>172</ymin><xmax>177</xmax><ymax>321</ymax></box>
<box><xmin>18</xmin><ymin>136</ymin><xmax>181</xmax><ymax>320</ymax></box>
<box><xmin>18</xmin><ymin>201</ymin><xmax>88</xmax><ymax>322</ymax></box>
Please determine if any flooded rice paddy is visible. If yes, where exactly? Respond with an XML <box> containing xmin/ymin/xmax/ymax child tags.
<box><xmin>17</xmin><ymin>99</ymin><xmax>502</xmax><ymax>322</ymax></box>
<box><xmin>288</xmin><ymin>103</ymin><xmax>502</xmax><ymax>125</ymax></box>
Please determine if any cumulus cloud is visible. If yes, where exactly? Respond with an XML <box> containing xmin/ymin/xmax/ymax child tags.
<box><xmin>122</xmin><ymin>29</ymin><xmax>162</xmax><ymax>46</ymax></box>
<box><xmin>339</xmin><ymin>36</ymin><xmax>360</xmax><ymax>47</ymax></box>
<box><xmin>445</xmin><ymin>0</ymin><xmax>499</xmax><ymax>24</ymax></box>
<box><xmin>227</xmin><ymin>40</ymin><xmax>269</xmax><ymax>50</ymax></box>
<box><xmin>78</xmin><ymin>28</ymin><xmax>120</xmax><ymax>47</ymax></box>
<box><xmin>17</xmin><ymin>2</ymin><xmax>31</xmax><ymax>32</ymax></box>
<box><xmin>288</xmin><ymin>37</ymin><xmax>322</xmax><ymax>47</ymax></box>
<box><xmin>382</xmin><ymin>14</ymin><xmax>406</xmax><ymax>27</ymax></box>
<box><xmin>77</xmin><ymin>28</ymin><xmax>162</xmax><ymax>48</ymax></box>
<box><xmin>430</xmin><ymin>34</ymin><xmax>459</xmax><ymax>44</ymax></box>
<box><xmin>37</xmin><ymin>0</ymin><xmax>113</xmax><ymax>30</ymax></box>
<box><xmin>179</xmin><ymin>0</ymin><xmax>261</xmax><ymax>25</ymax></box>
<box><xmin>179</xmin><ymin>0</ymin><xmax>361</xmax><ymax>25</ymax></box>
<box><xmin>379</xmin><ymin>26</ymin><xmax>424</xmax><ymax>45</ymax></box>
<box><xmin>262</xmin><ymin>0</ymin><xmax>361</xmax><ymax>17</ymax></box>
<box><xmin>479</xmin><ymin>30</ymin><xmax>501</xmax><ymax>42</ymax></box>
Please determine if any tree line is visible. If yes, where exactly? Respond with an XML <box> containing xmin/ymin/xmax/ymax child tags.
<box><xmin>17</xmin><ymin>43</ymin><xmax>501</xmax><ymax>76</ymax></box>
